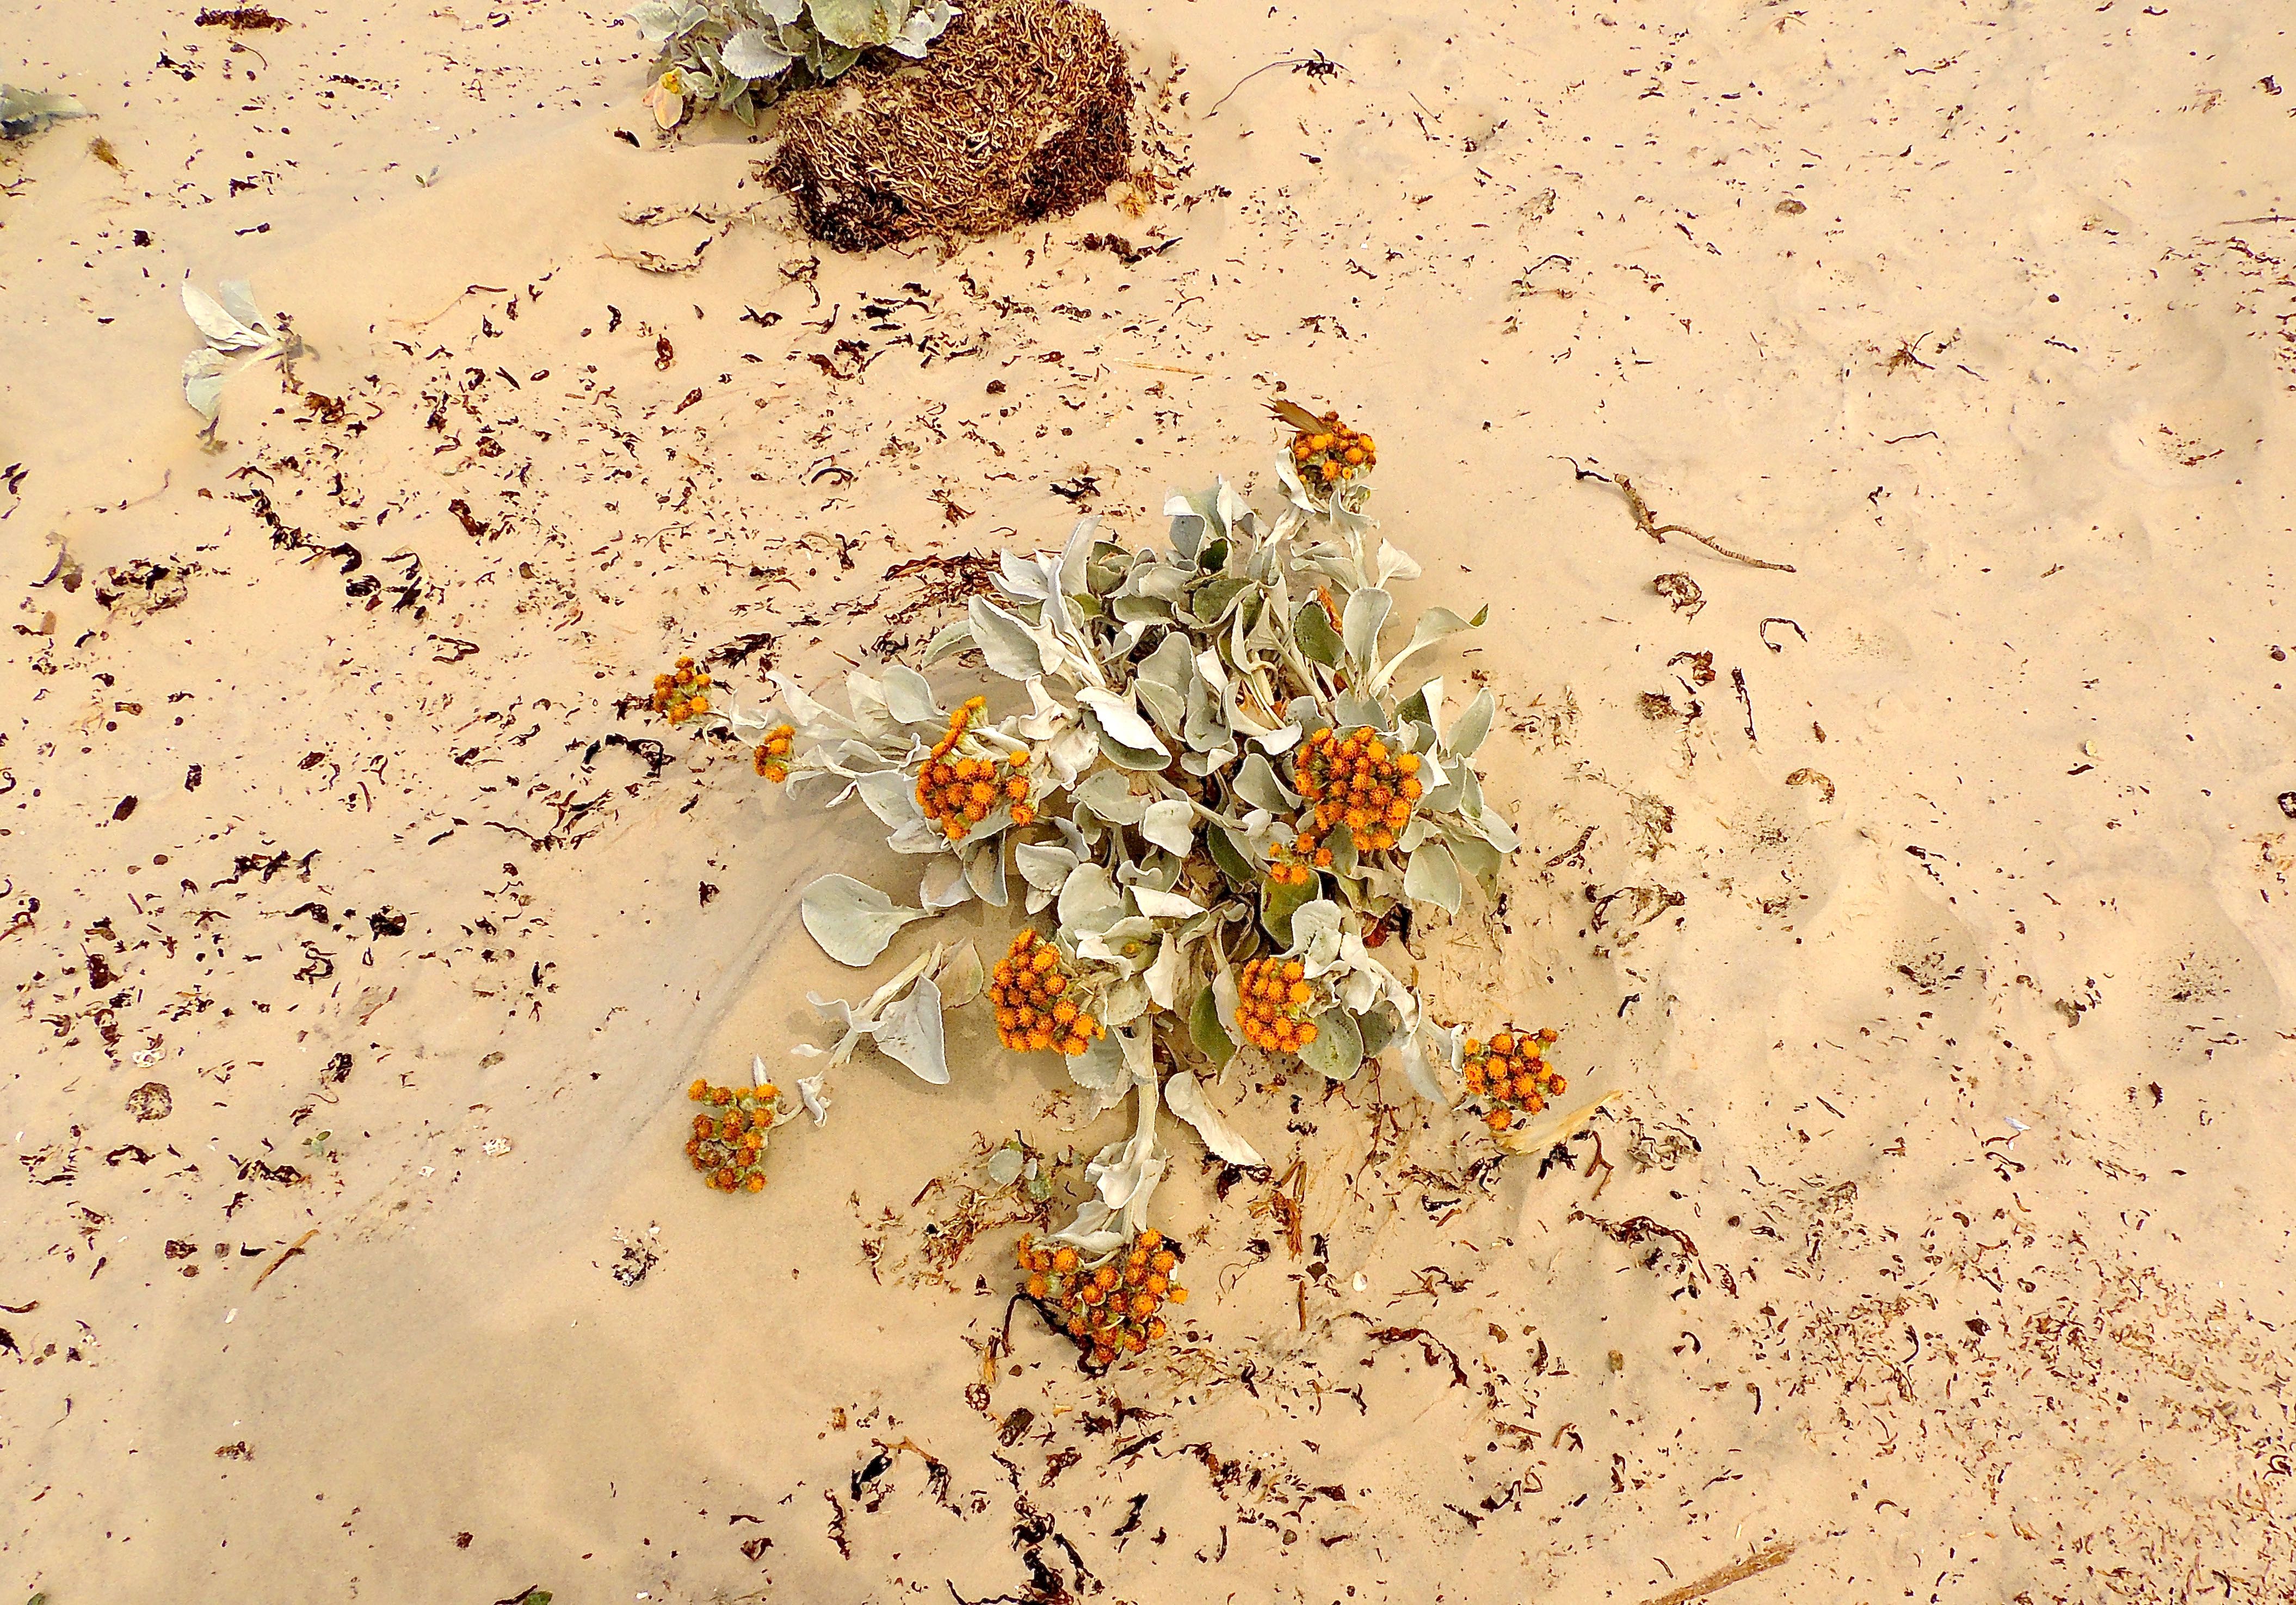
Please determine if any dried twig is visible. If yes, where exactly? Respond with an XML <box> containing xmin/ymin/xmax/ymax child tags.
<box><xmin>1545</xmin><ymin>825</ymin><xmax>1596</xmax><ymax>869</ymax></box>
<box><xmin>1638</xmin><ymin>1540</ymin><xmax>1797</xmax><ymax>1605</ymax></box>
<box><xmin>1602</xmin><ymin>474</ymin><xmax>1797</xmax><ymax>573</ymax></box>
<box><xmin>600</xmin><ymin>245</ymin><xmax>710</xmax><ymax>275</ymax></box>
<box><xmin>1731</xmin><ymin>667</ymin><xmax>1756</xmax><ymax>743</ymax></box>
<box><xmin>1206</xmin><ymin>51</ymin><xmax>1344</xmax><ymax>116</ymax></box>
<box><xmin>251</xmin><ymin>1227</ymin><xmax>319</xmax><ymax>1289</ymax></box>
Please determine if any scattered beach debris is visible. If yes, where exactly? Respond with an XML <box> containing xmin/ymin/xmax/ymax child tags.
<box><xmin>767</xmin><ymin>0</ymin><xmax>1134</xmax><ymax>251</ymax></box>
<box><xmin>0</xmin><ymin>85</ymin><xmax>88</xmax><ymax>140</ymax></box>
<box><xmin>610</xmin><ymin>1227</ymin><xmax>660</xmax><ymax>1287</ymax></box>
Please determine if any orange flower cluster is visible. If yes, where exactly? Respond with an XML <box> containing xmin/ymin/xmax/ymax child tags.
<box><xmin>990</xmin><ymin>929</ymin><xmax>1103</xmax><ymax>1056</ymax></box>
<box><xmin>1267</xmin><ymin>838</ymin><xmax>1323</xmax><ymax>887</ymax></box>
<box><xmin>1292</xmin><ymin>726</ymin><xmax>1424</xmax><ymax>855</ymax></box>
<box><xmin>753</xmin><ymin>723</ymin><xmax>795</xmax><ymax>782</ymax></box>
<box><xmin>1016</xmin><ymin>1227</ymin><xmax>1187</xmax><ymax>1369</ymax></box>
<box><xmin>916</xmin><ymin>696</ymin><xmax>1034</xmax><ymax>838</ymax></box>
<box><xmin>684</xmin><ymin>1078</ymin><xmax>780</xmax><ymax>1192</ymax></box>
<box><xmin>1237</xmin><ymin>955</ymin><xmax>1319</xmax><ymax>1054</ymax></box>
<box><xmin>651</xmin><ymin>656</ymin><xmax>713</xmax><ymax>725</ymax></box>
<box><xmin>1462</xmin><ymin>1028</ymin><xmax>1564</xmax><ymax>1131</ymax></box>
<box><xmin>1290</xmin><ymin>411</ymin><xmax>1377</xmax><ymax>487</ymax></box>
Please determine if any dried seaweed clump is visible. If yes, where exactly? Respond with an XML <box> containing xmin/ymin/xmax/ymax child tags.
<box><xmin>764</xmin><ymin>0</ymin><xmax>1134</xmax><ymax>252</ymax></box>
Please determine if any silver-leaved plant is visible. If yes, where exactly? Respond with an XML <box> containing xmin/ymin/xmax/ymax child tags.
<box><xmin>651</xmin><ymin>412</ymin><xmax>1598</xmax><ymax>1311</ymax></box>
<box><xmin>626</xmin><ymin>0</ymin><xmax>959</xmax><ymax>128</ymax></box>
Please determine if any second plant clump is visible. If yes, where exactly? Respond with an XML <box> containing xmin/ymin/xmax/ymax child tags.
<box><xmin>627</xmin><ymin>0</ymin><xmax>958</xmax><ymax>128</ymax></box>
<box><xmin>655</xmin><ymin>411</ymin><xmax>1582</xmax><ymax>1369</ymax></box>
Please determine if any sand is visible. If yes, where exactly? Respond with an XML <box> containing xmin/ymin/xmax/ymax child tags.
<box><xmin>4</xmin><ymin>1</ymin><xmax>2295</xmax><ymax>1600</ymax></box>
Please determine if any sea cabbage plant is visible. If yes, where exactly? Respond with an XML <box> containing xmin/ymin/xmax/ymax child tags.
<box><xmin>626</xmin><ymin>0</ymin><xmax>959</xmax><ymax>128</ymax></box>
<box><xmin>656</xmin><ymin>411</ymin><xmax>1582</xmax><ymax>1365</ymax></box>
<box><xmin>179</xmin><ymin>280</ymin><xmax>299</xmax><ymax>438</ymax></box>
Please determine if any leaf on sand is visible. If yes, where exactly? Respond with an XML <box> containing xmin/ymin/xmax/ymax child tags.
<box><xmin>181</xmin><ymin>349</ymin><xmax>230</xmax><ymax>422</ymax></box>
<box><xmin>797</xmin><ymin>1071</ymin><xmax>832</xmax><ymax>1125</ymax></box>
<box><xmin>1444</xmin><ymin>687</ymin><xmax>1496</xmax><ymax>758</ymax></box>
<box><xmin>1164</xmin><ymin>1072</ymin><xmax>1263</xmax><ymax>1166</ymax></box>
<box><xmin>800</xmin><ymin>873</ymin><xmax>931</xmax><ymax>966</ymax></box>
<box><xmin>871</xmin><ymin>974</ymin><xmax>948</xmax><ymax>1084</ymax></box>
<box><xmin>182</xmin><ymin>281</ymin><xmax>267</xmax><ymax>349</ymax></box>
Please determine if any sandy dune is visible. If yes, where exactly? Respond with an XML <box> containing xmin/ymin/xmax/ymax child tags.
<box><xmin>5</xmin><ymin>0</ymin><xmax>2296</xmax><ymax>1600</ymax></box>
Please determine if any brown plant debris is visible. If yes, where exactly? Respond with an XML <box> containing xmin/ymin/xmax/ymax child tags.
<box><xmin>1637</xmin><ymin>1540</ymin><xmax>1797</xmax><ymax>1605</ymax></box>
<box><xmin>765</xmin><ymin>0</ymin><xmax>1134</xmax><ymax>252</ymax></box>
<box><xmin>1605</xmin><ymin>472</ymin><xmax>1797</xmax><ymax>573</ymax></box>
<box><xmin>1785</xmin><ymin>767</ymin><xmax>1836</xmax><ymax>804</ymax></box>
<box><xmin>1652</xmin><ymin>571</ymin><xmax>1704</xmax><ymax>616</ymax></box>
<box><xmin>195</xmin><ymin>5</ymin><xmax>289</xmax><ymax>27</ymax></box>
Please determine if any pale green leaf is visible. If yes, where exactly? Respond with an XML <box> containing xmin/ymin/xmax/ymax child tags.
<box><xmin>1206</xmin><ymin>825</ymin><xmax>1255</xmax><ymax>884</ymax></box>
<box><xmin>1342</xmin><ymin>586</ymin><xmax>1392</xmax><ymax>668</ymax></box>
<box><xmin>872</xmin><ymin>974</ymin><xmax>947</xmax><ymax>1083</ymax></box>
<box><xmin>935</xmin><ymin>942</ymin><xmax>984</xmax><ymax>1008</ymax></box>
<box><xmin>1404</xmin><ymin>841</ymin><xmax>1464</xmax><ymax>914</ymax></box>
<box><xmin>1297</xmin><ymin>1008</ymin><xmax>1365</xmax><ymax>1080</ymax></box>
<box><xmin>1445</xmin><ymin>687</ymin><xmax>1496</xmax><ymax>757</ymax></box>
<box><xmin>1234</xmin><ymin>751</ymin><xmax>1293</xmax><ymax>813</ymax></box>
<box><xmin>800</xmin><ymin>873</ymin><xmax>931</xmax><ymax>966</ymax></box>
<box><xmin>1260</xmin><ymin>872</ymin><xmax>1317</xmax><ymax>947</ymax></box>
<box><xmin>1164</xmin><ymin>1072</ymin><xmax>1264</xmax><ymax>1166</ymax></box>
<box><xmin>1140</xmin><ymin>798</ymin><xmax>1195</xmax><ymax>856</ymax></box>
<box><xmin>806</xmin><ymin>0</ymin><xmax>910</xmax><ymax>48</ymax></box>
<box><xmin>966</xmin><ymin>596</ymin><xmax>1047</xmax><ymax>680</ymax></box>
<box><xmin>1189</xmin><ymin>984</ymin><xmax>1235</xmax><ymax>1067</ymax></box>
<box><xmin>1079</xmin><ymin>687</ymin><xmax>1169</xmax><ymax>759</ymax></box>
<box><xmin>1293</xmin><ymin>598</ymin><xmax>1343</xmax><ymax>666</ymax></box>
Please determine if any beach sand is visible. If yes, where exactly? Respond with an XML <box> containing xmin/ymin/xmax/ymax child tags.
<box><xmin>5</xmin><ymin>0</ymin><xmax>2295</xmax><ymax>1599</ymax></box>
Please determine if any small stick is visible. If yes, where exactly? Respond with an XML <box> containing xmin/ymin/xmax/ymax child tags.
<box><xmin>1732</xmin><ymin>668</ymin><xmax>1757</xmax><ymax>743</ymax></box>
<box><xmin>1637</xmin><ymin>1540</ymin><xmax>1797</xmax><ymax>1605</ymax></box>
<box><xmin>251</xmin><ymin>1228</ymin><xmax>319</xmax><ymax>1290</ymax></box>
<box><xmin>1545</xmin><ymin>825</ymin><xmax>1597</xmax><ymax>868</ymax></box>
<box><xmin>1609</xmin><ymin>475</ymin><xmax>1797</xmax><ymax>573</ymax></box>
<box><xmin>1583</xmin><ymin>1130</ymin><xmax>1615</xmax><ymax>1201</ymax></box>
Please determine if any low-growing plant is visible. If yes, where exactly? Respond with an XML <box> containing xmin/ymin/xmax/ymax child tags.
<box><xmin>655</xmin><ymin>409</ymin><xmax>1596</xmax><ymax>1366</ymax></box>
<box><xmin>626</xmin><ymin>0</ymin><xmax>959</xmax><ymax>128</ymax></box>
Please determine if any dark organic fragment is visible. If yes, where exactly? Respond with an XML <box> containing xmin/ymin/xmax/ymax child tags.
<box><xmin>766</xmin><ymin>0</ymin><xmax>1133</xmax><ymax>252</ymax></box>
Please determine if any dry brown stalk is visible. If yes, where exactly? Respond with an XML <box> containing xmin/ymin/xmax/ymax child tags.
<box><xmin>1614</xmin><ymin>476</ymin><xmax>1797</xmax><ymax>573</ymax></box>
<box><xmin>1638</xmin><ymin>1541</ymin><xmax>1797</xmax><ymax>1605</ymax></box>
